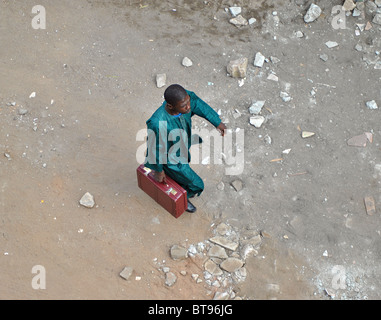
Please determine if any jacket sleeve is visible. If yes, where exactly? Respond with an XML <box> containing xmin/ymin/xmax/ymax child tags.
<box><xmin>188</xmin><ymin>90</ymin><xmax>222</xmax><ymax>128</ymax></box>
<box><xmin>144</xmin><ymin>118</ymin><xmax>167</xmax><ymax>172</ymax></box>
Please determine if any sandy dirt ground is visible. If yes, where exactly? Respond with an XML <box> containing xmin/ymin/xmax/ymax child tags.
<box><xmin>1</xmin><ymin>0</ymin><xmax>381</xmax><ymax>300</ymax></box>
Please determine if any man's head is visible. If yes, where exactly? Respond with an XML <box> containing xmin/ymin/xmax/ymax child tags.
<box><xmin>164</xmin><ymin>84</ymin><xmax>191</xmax><ymax>114</ymax></box>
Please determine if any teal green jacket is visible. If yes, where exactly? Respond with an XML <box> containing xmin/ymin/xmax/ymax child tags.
<box><xmin>145</xmin><ymin>90</ymin><xmax>221</xmax><ymax>172</ymax></box>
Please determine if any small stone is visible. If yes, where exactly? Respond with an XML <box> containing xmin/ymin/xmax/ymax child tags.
<box><xmin>182</xmin><ymin>57</ymin><xmax>193</xmax><ymax>67</ymax></box>
<box><xmin>165</xmin><ymin>272</ymin><xmax>177</xmax><ymax>287</ymax></box>
<box><xmin>295</xmin><ymin>30</ymin><xmax>304</xmax><ymax>38</ymax></box>
<box><xmin>364</xmin><ymin>196</ymin><xmax>376</xmax><ymax>216</ymax></box>
<box><xmin>347</xmin><ymin>133</ymin><xmax>367</xmax><ymax>147</ymax></box>
<box><xmin>229</xmin><ymin>6</ymin><xmax>241</xmax><ymax>17</ymax></box>
<box><xmin>320</xmin><ymin>54</ymin><xmax>329</xmax><ymax>62</ymax></box>
<box><xmin>79</xmin><ymin>192</ymin><xmax>95</xmax><ymax>208</ymax></box>
<box><xmin>209</xmin><ymin>236</ymin><xmax>239</xmax><ymax>251</ymax></box>
<box><xmin>248</xmin><ymin>17</ymin><xmax>257</xmax><ymax>25</ymax></box>
<box><xmin>229</xmin><ymin>15</ymin><xmax>248</xmax><ymax>27</ymax></box>
<box><xmin>301</xmin><ymin>131</ymin><xmax>315</xmax><ymax>138</ymax></box>
<box><xmin>325</xmin><ymin>41</ymin><xmax>339</xmax><ymax>48</ymax></box>
<box><xmin>207</xmin><ymin>245</ymin><xmax>228</xmax><ymax>259</ymax></box>
<box><xmin>366</xmin><ymin>100</ymin><xmax>378</xmax><ymax>110</ymax></box>
<box><xmin>18</xmin><ymin>108</ymin><xmax>28</xmax><ymax>115</ymax></box>
<box><xmin>156</xmin><ymin>73</ymin><xmax>166</xmax><ymax>88</ymax></box>
<box><xmin>119</xmin><ymin>266</ymin><xmax>133</xmax><ymax>280</ymax></box>
<box><xmin>249</xmin><ymin>115</ymin><xmax>265</xmax><ymax>128</ymax></box>
<box><xmin>280</xmin><ymin>92</ymin><xmax>291</xmax><ymax>102</ymax></box>
<box><xmin>220</xmin><ymin>257</ymin><xmax>244</xmax><ymax>273</ymax></box>
<box><xmin>204</xmin><ymin>259</ymin><xmax>223</xmax><ymax>276</ymax></box>
<box><xmin>227</xmin><ymin>57</ymin><xmax>248</xmax><ymax>78</ymax></box>
<box><xmin>372</xmin><ymin>13</ymin><xmax>381</xmax><ymax>25</ymax></box>
<box><xmin>170</xmin><ymin>245</ymin><xmax>188</xmax><ymax>260</ymax></box>
<box><xmin>249</xmin><ymin>100</ymin><xmax>265</xmax><ymax>115</ymax></box>
<box><xmin>267</xmin><ymin>73</ymin><xmax>278</xmax><ymax>81</ymax></box>
<box><xmin>216</xmin><ymin>222</ymin><xmax>230</xmax><ymax>236</ymax></box>
<box><xmin>304</xmin><ymin>3</ymin><xmax>322</xmax><ymax>23</ymax></box>
<box><xmin>365</xmin><ymin>21</ymin><xmax>372</xmax><ymax>31</ymax></box>
<box><xmin>343</xmin><ymin>0</ymin><xmax>356</xmax><ymax>11</ymax></box>
<box><xmin>231</xmin><ymin>179</ymin><xmax>243</xmax><ymax>192</ymax></box>
<box><xmin>253</xmin><ymin>52</ymin><xmax>265</xmax><ymax>67</ymax></box>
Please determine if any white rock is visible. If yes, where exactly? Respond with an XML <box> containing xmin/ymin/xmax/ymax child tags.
<box><xmin>249</xmin><ymin>115</ymin><xmax>265</xmax><ymax>128</ymax></box>
<box><xmin>229</xmin><ymin>15</ymin><xmax>248</xmax><ymax>27</ymax></box>
<box><xmin>229</xmin><ymin>6</ymin><xmax>241</xmax><ymax>17</ymax></box>
<box><xmin>254</xmin><ymin>52</ymin><xmax>265</xmax><ymax>67</ymax></box>
<box><xmin>182</xmin><ymin>57</ymin><xmax>193</xmax><ymax>67</ymax></box>
<box><xmin>304</xmin><ymin>4</ymin><xmax>322</xmax><ymax>23</ymax></box>
<box><xmin>79</xmin><ymin>192</ymin><xmax>95</xmax><ymax>208</ymax></box>
<box><xmin>280</xmin><ymin>91</ymin><xmax>291</xmax><ymax>102</ymax></box>
<box><xmin>156</xmin><ymin>73</ymin><xmax>166</xmax><ymax>88</ymax></box>
<box><xmin>366</xmin><ymin>100</ymin><xmax>378</xmax><ymax>110</ymax></box>
<box><xmin>325</xmin><ymin>41</ymin><xmax>339</xmax><ymax>48</ymax></box>
<box><xmin>249</xmin><ymin>100</ymin><xmax>265</xmax><ymax>115</ymax></box>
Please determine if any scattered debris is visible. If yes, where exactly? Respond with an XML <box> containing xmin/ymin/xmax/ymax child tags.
<box><xmin>347</xmin><ymin>132</ymin><xmax>373</xmax><ymax>147</ymax></box>
<box><xmin>227</xmin><ymin>57</ymin><xmax>248</xmax><ymax>78</ymax></box>
<box><xmin>156</xmin><ymin>73</ymin><xmax>166</xmax><ymax>88</ymax></box>
<box><xmin>182</xmin><ymin>57</ymin><xmax>193</xmax><ymax>67</ymax></box>
<box><xmin>119</xmin><ymin>266</ymin><xmax>134</xmax><ymax>280</ymax></box>
<box><xmin>364</xmin><ymin>196</ymin><xmax>376</xmax><ymax>216</ymax></box>
<box><xmin>79</xmin><ymin>192</ymin><xmax>95</xmax><ymax>208</ymax></box>
<box><xmin>301</xmin><ymin>131</ymin><xmax>315</xmax><ymax>138</ymax></box>
<box><xmin>249</xmin><ymin>115</ymin><xmax>265</xmax><ymax>128</ymax></box>
<box><xmin>304</xmin><ymin>3</ymin><xmax>322</xmax><ymax>23</ymax></box>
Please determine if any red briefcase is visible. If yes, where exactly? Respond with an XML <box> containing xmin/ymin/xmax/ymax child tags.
<box><xmin>136</xmin><ymin>164</ymin><xmax>187</xmax><ymax>218</ymax></box>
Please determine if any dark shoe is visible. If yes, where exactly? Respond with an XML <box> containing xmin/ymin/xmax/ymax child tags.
<box><xmin>186</xmin><ymin>200</ymin><xmax>197</xmax><ymax>213</ymax></box>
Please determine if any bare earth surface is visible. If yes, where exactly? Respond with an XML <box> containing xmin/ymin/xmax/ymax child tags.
<box><xmin>1</xmin><ymin>0</ymin><xmax>381</xmax><ymax>300</ymax></box>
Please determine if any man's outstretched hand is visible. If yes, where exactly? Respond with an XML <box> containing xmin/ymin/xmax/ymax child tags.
<box><xmin>217</xmin><ymin>122</ymin><xmax>227</xmax><ymax>136</ymax></box>
<box><xmin>152</xmin><ymin>170</ymin><xmax>167</xmax><ymax>184</ymax></box>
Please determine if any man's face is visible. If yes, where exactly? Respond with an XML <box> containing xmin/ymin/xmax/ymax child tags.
<box><xmin>173</xmin><ymin>94</ymin><xmax>191</xmax><ymax>114</ymax></box>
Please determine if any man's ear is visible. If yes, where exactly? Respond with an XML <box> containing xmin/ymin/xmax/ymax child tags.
<box><xmin>167</xmin><ymin>103</ymin><xmax>174</xmax><ymax>110</ymax></box>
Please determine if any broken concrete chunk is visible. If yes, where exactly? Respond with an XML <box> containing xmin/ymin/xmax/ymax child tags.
<box><xmin>119</xmin><ymin>266</ymin><xmax>134</xmax><ymax>280</ymax></box>
<box><xmin>325</xmin><ymin>41</ymin><xmax>339</xmax><ymax>48</ymax></box>
<box><xmin>304</xmin><ymin>3</ymin><xmax>322</xmax><ymax>23</ymax></box>
<box><xmin>156</xmin><ymin>73</ymin><xmax>166</xmax><ymax>88</ymax></box>
<box><xmin>343</xmin><ymin>0</ymin><xmax>356</xmax><ymax>11</ymax></box>
<box><xmin>227</xmin><ymin>57</ymin><xmax>248</xmax><ymax>78</ymax></box>
<box><xmin>364</xmin><ymin>196</ymin><xmax>376</xmax><ymax>216</ymax></box>
<box><xmin>220</xmin><ymin>257</ymin><xmax>244</xmax><ymax>273</ymax></box>
<box><xmin>366</xmin><ymin>100</ymin><xmax>378</xmax><ymax>110</ymax></box>
<box><xmin>79</xmin><ymin>192</ymin><xmax>95</xmax><ymax>208</ymax></box>
<box><xmin>347</xmin><ymin>133</ymin><xmax>368</xmax><ymax>147</ymax></box>
<box><xmin>301</xmin><ymin>131</ymin><xmax>315</xmax><ymax>138</ymax></box>
<box><xmin>170</xmin><ymin>245</ymin><xmax>188</xmax><ymax>260</ymax></box>
<box><xmin>231</xmin><ymin>179</ymin><xmax>243</xmax><ymax>192</ymax></box>
<box><xmin>229</xmin><ymin>15</ymin><xmax>248</xmax><ymax>27</ymax></box>
<box><xmin>249</xmin><ymin>115</ymin><xmax>265</xmax><ymax>128</ymax></box>
<box><xmin>182</xmin><ymin>57</ymin><xmax>193</xmax><ymax>67</ymax></box>
<box><xmin>204</xmin><ymin>259</ymin><xmax>224</xmax><ymax>276</ymax></box>
<box><xmin>165</xmin><ymin>272</ymin><xmax>177</xmax><ymax>287</ymax></box>
<box><xmin>249</xmin><ymin>100</ymin><xmax>265</xmax><ymax>115</ymax></box>
<box><xmin>253</xmin><ymin>52</ymin><xmax>265</xmax><ymax>67</ymax></box>
<box><xmin>207</xmin><ymin>245</ymin><xmax>228</xmax><ymax>259</ymax></box>
<box><xmin>209</xmin><ymin>236</ymin><xmax>239</xmax><ymax>251</ymax></box>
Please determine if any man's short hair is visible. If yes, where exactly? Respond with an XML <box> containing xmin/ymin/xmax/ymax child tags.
<box><xmin>164</xmin><ymin>84</ymin><xmax>187</xmax><ymax>106</ymax></box>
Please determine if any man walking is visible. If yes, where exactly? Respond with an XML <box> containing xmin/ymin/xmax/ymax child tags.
<box><xmin>144</xmin><ymin>84</ymin><xmax>226</xmax><ymax>213</ymax></box>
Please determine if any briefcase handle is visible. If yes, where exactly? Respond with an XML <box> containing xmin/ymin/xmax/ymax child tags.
<box><xmin>142</xmin><ymin>166</ymin><xmax>175</xmax><ymax>194</ymax></box>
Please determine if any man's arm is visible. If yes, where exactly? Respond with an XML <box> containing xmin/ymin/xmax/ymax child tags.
<box><xmin>188</xmin><ymin>91</ymin><xmax>225</xmax><ymax>133</ymax></box>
